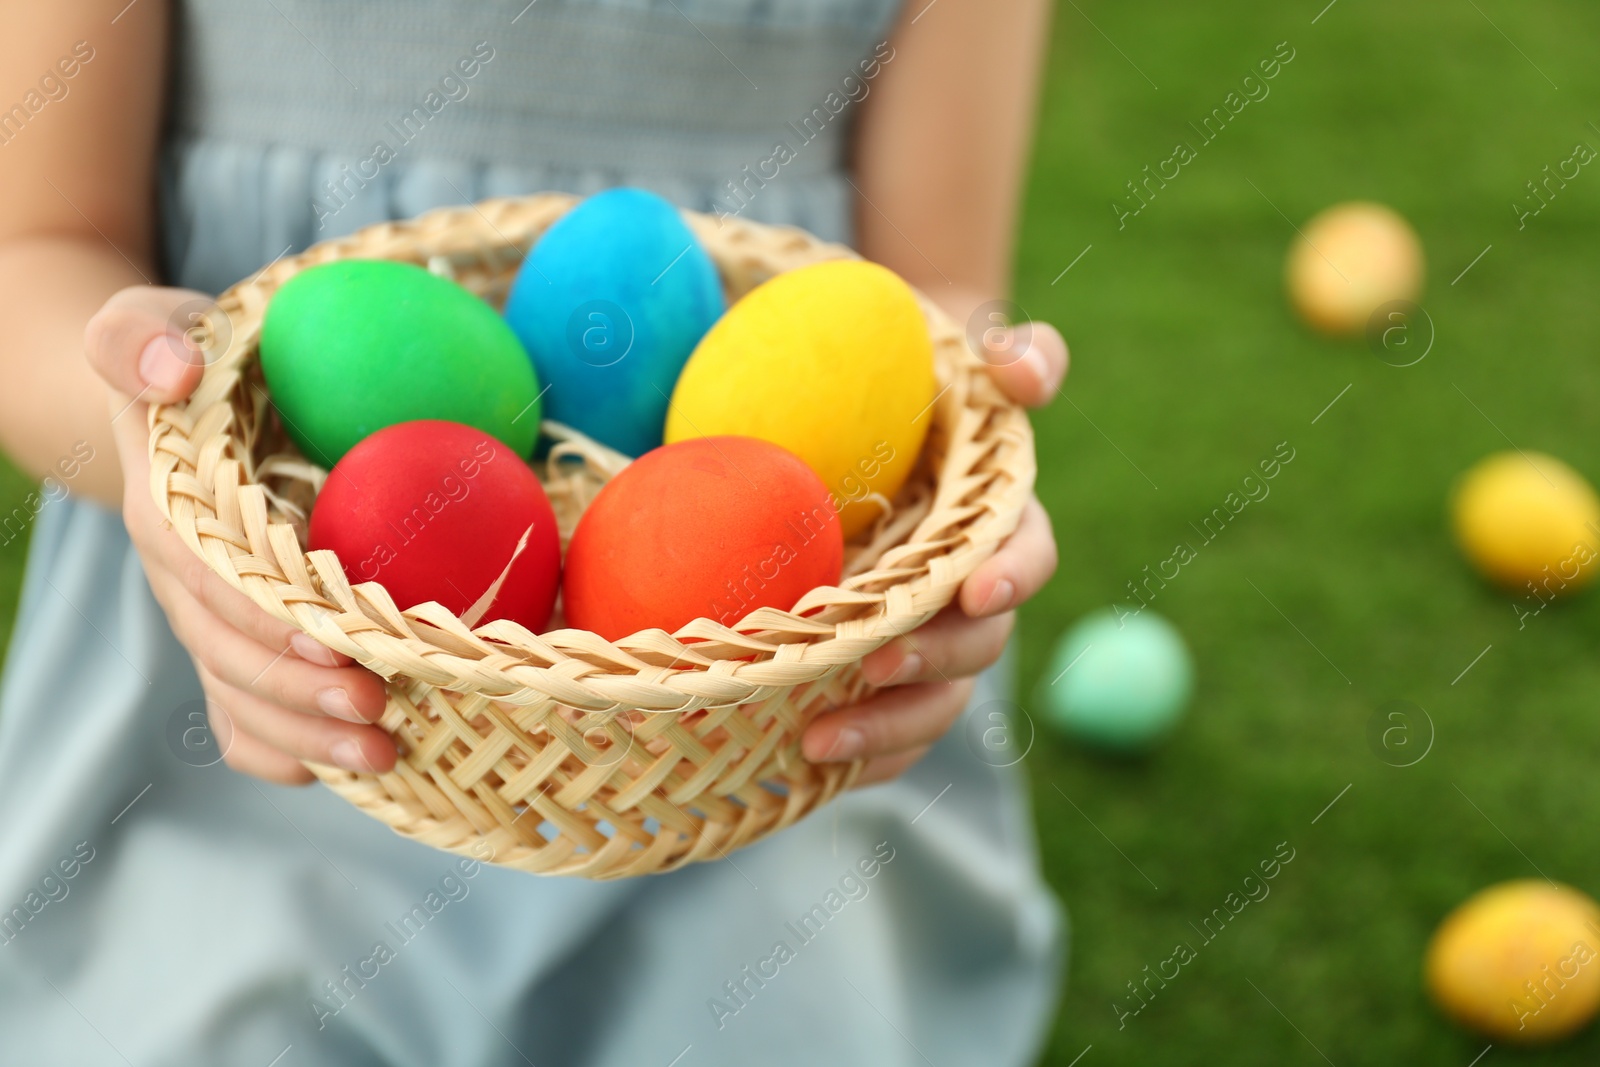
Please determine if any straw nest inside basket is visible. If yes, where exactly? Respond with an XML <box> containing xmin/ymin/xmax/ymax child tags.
<box><xmin>149</xmin><ymin>193</ymin><xmax>1036</xmax><ymax>879</ymax></box>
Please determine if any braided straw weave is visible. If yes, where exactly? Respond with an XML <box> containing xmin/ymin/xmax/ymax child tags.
<box><xmin>149</xmin><ymin>193</ymin><xmax>1035</xmax><ymax>879</ymax></box>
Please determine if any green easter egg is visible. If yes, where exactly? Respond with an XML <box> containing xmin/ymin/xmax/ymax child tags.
<box><xmin>259</xmin><ymin>259</ymin><xmax>540</xmax><ymax>466</ymax></box>
<box><xmin>1041</xmin><ymin>608</ymin><xmax>1193</xmax><ymax>752</ymax></box>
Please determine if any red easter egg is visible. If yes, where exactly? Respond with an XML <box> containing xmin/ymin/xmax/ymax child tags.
<box><xmin>564</xmin><ymin>436</ymin><xmax>844</xmax><ymax>640</ymax></box>
<box><xmin>308</xmin><ymin>420</ymin><xmax>560</xmax><ymax>631</ymax></box>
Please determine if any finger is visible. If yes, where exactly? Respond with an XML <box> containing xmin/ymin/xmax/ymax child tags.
<box><xmin>124</xmin><ymin>466</ymin><xmax>353</xmax><ymax>668</ymax></box>
<box><xmin>212</xmin><ymin>713</ymin><xmax>318</xmax><ymax>785</ymax></box>
<box><xmin>191</xmin><ymin>670</ymin><xmax>316</xmax><ymax>785</ymax></box>
<box><xmin>84</xmin><ymin>286</ymin><xmax>211</xmax><ymax>404</ymax></box>
<box><xmin>223</xmin><ymin>732</ymin><xmax>317</xmax><ymax>785</ymax></box>
<box><xmin>959</xmin><ymin>497</ymin><xmax>1057</xmax><ymax>618</ymax></box>
<box><xmin>861</xmin><ymin>608</ymin><xmax>1014</xmax><ymax>687</ymax></box>
<box><xmin>982</xmin><ymin>321</ymin><xmax>1067</xmax><ymax>408</ymax></box>
<box><xmin>160</xmin><ymin>578</ymin><xmax>386</xmax><ymax>722</ymax></box>
<box><xmin>803</xmin><ymin>678</ymin><xmax>974</xmax><ymax>763</ymax></box>
<box><xmin>852</xmin><ymin>745</ymin><xmax>934</xmax><ymax>788</ymax></box>
<box><xmin>199</xmin><ymin>664</ymin><xmax>396</xmax><ymax>774</ymax></box>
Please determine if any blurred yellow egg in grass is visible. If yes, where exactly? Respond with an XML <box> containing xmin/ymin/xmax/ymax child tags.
<box><xmin>1451</xmin><ymin>451</ymin><xmax>1600</xmax><ymax>596</ymax></box>
<box><xmin>1426</xmin><ymin>880</ymin><xmax>1600</xmax><ymax>1043</ymax></box>
<box><xmin>1286</xmin><ymin>201</ymin><xmax>1424</xmax><ymax>336</ymax></box>
<box><xmin>665</xmin><ymin>259</ymin><xmax>936</xmax><ymax>540</ymax></box>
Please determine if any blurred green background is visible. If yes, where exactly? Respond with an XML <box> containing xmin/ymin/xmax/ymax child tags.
<box><xmin>1009</xmin><ymin>0</ymin><xmax>1600</xmax><ymax>1064</ymax></box>
<box><xmin>0</xmin><ymin>1</ymin><xmax>1595</xmax><ymax>1064</ymax></box>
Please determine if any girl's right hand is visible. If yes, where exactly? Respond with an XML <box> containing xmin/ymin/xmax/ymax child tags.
<box><xmin>85</xmin><ymin>286</ymin><xmax>397</xmax><ymax>785</ymax></box>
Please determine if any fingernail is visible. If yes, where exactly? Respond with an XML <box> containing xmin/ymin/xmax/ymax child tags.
<box><xmin>330</xmin><ymin>739</ymin><xmax>373</xmax><ymax>774</ymax></box>
<box><xmin>863</xmin><ymin>642</ymin><xmax>917</xmax><ymax>686</ymax></box>
<box><xmin>138</xmin><ymin>333</ymin><xmax>194</xmax><ymax>394</ymax></box>
<box><xmin>1022</xmin><ymin>340</ymin><xmax>1049</xmax><ymax>383</ymax></box>
<box><xmin>317</xmin><ymin>687</ymin><xmax>365</xmax><ymax>723</ymax></box>
<box><xmin>291</xmin><ymin>632</ymin><xmax>341</xmax><ymax>667</ymax></box>
<box><xmin>822</xmin><ymin>727</ymin><xmax>865</xmax><ymax>762</ymax></box>
<box><xmin>980</xmin><ymin>578</ymin><xmax>1016</xmax><ymax>616</ymax></box>
<box><xmin>885</xmin><ymin>651</ymin><xmax>922</xmax><ymax>686</ymax></box>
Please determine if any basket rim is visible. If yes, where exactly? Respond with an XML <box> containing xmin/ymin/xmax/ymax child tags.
<box><xmin>148</xmin><ymin>192</ymin><xmax>1036</xmax><ymax>712</ymax></box>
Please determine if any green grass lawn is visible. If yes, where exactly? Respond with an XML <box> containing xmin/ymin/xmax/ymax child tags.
<box><xmin>1013</xmin><ymin>0</ymin><xmax>1600</xmax><ymax>1063</ymax></box>
<box><xmin>0</xmin><ymin>2</ymin><xmax>1594</xmax><ymax>1062</ymax></box>
<box><xmin>0</xmin><ymin>458</ymin><xmax>37</xmax><ymax>655</ymax></box>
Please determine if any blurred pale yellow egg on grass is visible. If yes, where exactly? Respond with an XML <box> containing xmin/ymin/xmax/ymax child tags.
<box><xmin>1450</xmin><ymin>451</ymin><xmax>1600</xmax><ymax>595</ymax></box>
<box><xmin>1286</xmin><ymin>201</ymin><xmax>1424</xmax><ymax>336</ymax></box>
<box><xmin>665</xmin><ymin>259</ymin><xmax>935</xmax><ymax>540</ymax></box>
<box><xmin>1426</xmin><ymin>880</ymin><xmax>1600</xmax><ymax>1043</ymax></box>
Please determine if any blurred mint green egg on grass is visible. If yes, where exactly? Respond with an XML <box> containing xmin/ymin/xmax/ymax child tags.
<box><xmin>1041</xmin><ymin>609</ymin><xmax>1194</xmax><ymax>752</ymax></box>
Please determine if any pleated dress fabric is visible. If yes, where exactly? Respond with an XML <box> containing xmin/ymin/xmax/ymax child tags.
<box><xmin>0</xmin><ymin>2</ymin><xmax>1063</xmax><ymax>1064</ymax></box>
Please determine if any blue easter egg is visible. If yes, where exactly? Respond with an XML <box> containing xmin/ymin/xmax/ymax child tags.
<box><xmin>503</xmin><ymin>188</ymin><xmax>725</xmax><ymax>457</ymax></box>
<box><xmin>1040</xmin><ymin>609</ymin><xmax>1194</xmax><ymax>752</ymax></box>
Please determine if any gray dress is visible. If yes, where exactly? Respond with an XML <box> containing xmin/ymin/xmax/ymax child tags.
<box><xmin>0</xmin><ymin>3</ymin><xmax>1062</xmax><ymax>1064</ymax></box>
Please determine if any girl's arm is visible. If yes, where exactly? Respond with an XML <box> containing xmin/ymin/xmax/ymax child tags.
<box><xmin>853</xmin><ymin>0</ymin><xmax>1054</xmax><ymax>330</ymax></box>
<box><xmin>802</xmin><ymin>0</ymin><xmax>1063</xmax><ymax>782</ymax></box>
<box><xmin>0</xmin><ymin>1</ymin><xmax>169</xmax><ymax>508</ymax></box>
<box><xmin>13</xmin><ymin>2</ymin><xmax>395</xmax><ymax>783</ymax></box>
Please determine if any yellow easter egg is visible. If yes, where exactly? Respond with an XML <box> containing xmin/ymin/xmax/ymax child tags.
<box><xmin>1426</xmin><ymin>880</ymin><xmax>1600</xmax><ymax>1043</ymax></box>
<box><xmin>665</xmin><ymin>260</ymin><xmax>936</xmax><ymax>539</ymax></box>
<box><xmin>1286</xmin><ymin>201</ymin><xmax>1424</xmax><ymax>336</ymax></box>
<box><xmin>1450</xmin><ymin>451</ymin><xmax>1600</xmax><ymax>595</ymax></box>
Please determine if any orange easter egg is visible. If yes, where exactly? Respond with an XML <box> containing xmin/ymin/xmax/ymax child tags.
<box><xmin>1286</xmin><ymin>201</ymin><xmax>1424</xmax><ymax>336</ymax></box>
<box><xmin>563</xmin><ymin>436</ymin><xmax>844</xmax><ymax>640</ymax></box>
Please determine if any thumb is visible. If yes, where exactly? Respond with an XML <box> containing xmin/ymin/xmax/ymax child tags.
<box><xmin>85</xmin><ymin>286</ymin><xmax>214</xmax><ymax>406</ymax></box>
<box><xmin>977</xmin><ymin>320</ymin><xmax>1069</xmax><ymax>410</ymax></box>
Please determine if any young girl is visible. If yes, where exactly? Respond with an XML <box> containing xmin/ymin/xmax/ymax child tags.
<box><xmin>0</xmin><ymin>2</ymin><xmax>1066</xmax><ymax>1063</ymax></box>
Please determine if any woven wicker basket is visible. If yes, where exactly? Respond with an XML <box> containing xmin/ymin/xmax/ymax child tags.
<box><xmin>149</xmin><ymin>193</ymin><xmax>1035</xmax><ymax>879</ymax></box>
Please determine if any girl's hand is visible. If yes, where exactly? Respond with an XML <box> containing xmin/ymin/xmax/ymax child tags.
<box><xmin>802</xmin><ymin>322</ymin><xmax>1066</xmax><ymax>786</ymax></box>
<box><xmin>86</xmin><ymin>286</ymin><xmax>396</xmax><ymax>785</ymax></box>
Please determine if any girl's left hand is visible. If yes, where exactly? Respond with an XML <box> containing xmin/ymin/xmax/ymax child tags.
<box><xmin>802</xmin><ymin>322</ymin><xmax>1067</xmax><ymax>786</ymax></box>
